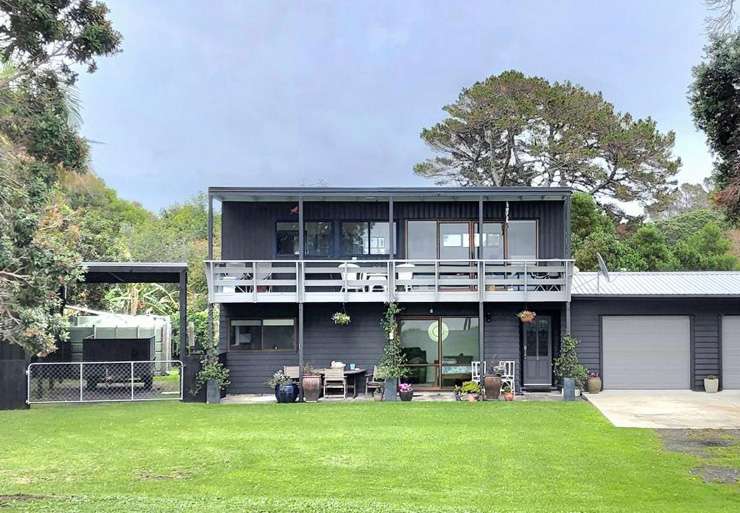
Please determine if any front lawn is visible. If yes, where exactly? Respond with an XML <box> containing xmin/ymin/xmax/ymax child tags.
<box><xmin>0</xmin><ymin>401</ymin><xmax>737</xmax><ymax>512</ymax></box>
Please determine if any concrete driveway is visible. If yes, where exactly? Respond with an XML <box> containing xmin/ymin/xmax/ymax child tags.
<box><xmin>585</xmin><ymin>390</ymin><xmax>740</xmax><ymax>429</ymax></box>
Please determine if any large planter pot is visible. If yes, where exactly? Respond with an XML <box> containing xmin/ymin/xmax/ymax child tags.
<box><xmin>383</xmin><ymin>377</ymin><xmax>399</xmax><ymax>401</ymax></box>
<box><xmin>503</xmin><ymin>391</ymin><xmax>514</xmax><ymax>401</ymax></box>
<box><xmin>399</xmin><ymin>390</ymin><xmax>413</xmax><ymax>401</ymax></box>
<box><xmin>586</xmin><ymin>377</ymin><xmax>602</xmax><ymax>394</ymax></box>
<box><xmin>562</xmin><ymin>377</ymin><xmax>576</xmax><ymax>401</ymax></box>
<box><xmin>704</xmin><ymin>378</ymin><xmax>719</xmax><ymax>393</ymax></box>
<box><xmin>274</xmin><ymin>383</ymin><xmax>299</xmax><ymax>403</ymax></box>
<box><xmin>206</xmin><ymin>379</ymin><xmax>221</xmax><ymax>404</ymax></box>
<box><xmin>483</xmin><ymin>375</ymin><xmax>502</xmax><ymax>400</ymax></box>
<box><xmin>302</xmin><ymin>375</ymin><xmax>321</xmax><ymax>402</ymax></box>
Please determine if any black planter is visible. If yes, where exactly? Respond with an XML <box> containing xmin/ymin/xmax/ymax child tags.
<box><xmin>275</xmin><ymin>383</ymin><xmax>299</xmax><ymax>403</ymax></box>
<box><xmin>399</xmin><ymin>390</ymin><xmax>413</xmax><ymax>401</ymax></box>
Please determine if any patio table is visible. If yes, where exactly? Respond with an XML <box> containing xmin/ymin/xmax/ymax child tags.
<box><xmin>318</xmin><ymin>368</ymin><xmax>367</xmax><ymax>398</ymax></box>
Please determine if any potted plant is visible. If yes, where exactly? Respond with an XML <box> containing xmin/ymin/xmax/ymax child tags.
<box><xmin>553</xmin><ymin>335</ymin><xmax>587</xmax><ymax>401</ymax></box>
<box><xmin>460</xmin><ymin>381</ymin><xmax>481</xmax><ymax>402</ymax></box>
<box><xmin>517</xmin><ymin>310</ymin><xmax>536</xmax><ymax>324</ymax></box>
<box><xmin>483</xmin><ymin>363</ymin><xmax>502</xmax><ymax>400</ymax></box>
<box><xmin>331</xmin><ymin>312</ymin><xmax>351</xmax><ymax>326</ymax></box>
<box><xmin>193</xmin><ymin>339</ymin><xmax>230</xmax><ymax>404</ymax></box>
<box><xmin>301</xmin><ymin>364</ymin><xmax>322</xmax><ymax>402</ymax></box>
<box><xmin>502</xmin><ymin>384</ymin><xmax>514</xmax><ymax>401</ymax></box>
<box><xmin>704</xmin><ymin>375</ymin><xmax>719</xmax><ymax>393</ymax></box>
<box><xmin>375</xmin><ymin>303</ymin><xmax>408</xmax><ymax>401</ymax></box>
<box><xmin>586</xmin><ymin>369</ymin><xmax>602</xmax><ymax>394</ymax></box>
<box><xmin>267</xmin><ymin>370</ymin><xmax>298</xmax><ymax>403</ymax></box>
<box><xmin>399</xmin><ymin>383</ymin><xmax>414</xmax><ymax>401</ymax></box>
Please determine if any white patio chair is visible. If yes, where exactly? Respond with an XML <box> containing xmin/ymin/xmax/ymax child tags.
<box><xmin>395</xmin><ymin>263</ymin><xmax>415</xmax><ymax>292</ymax></box>
<box><xmin>283</xmin><ymin>365</ymin><xmax>300</xmax><ymax>383</ymax></box>
<box><xmin>338</xmin><ymin>263</ymin><xmax>365</xmax><ymax>292</ymax></box>
<box><xmin>498</xmin><ymin>360</ymin><xmax>516</xmax><ymax>395</ymax></box>
<box><xmin>471</xmin><ymin>361</ymin><xmax>482</xmax><ymax>384</ymax></box>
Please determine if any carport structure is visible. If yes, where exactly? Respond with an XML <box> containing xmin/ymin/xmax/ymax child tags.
<box><xmin>0</xmin><ymin>262</ymin><xmax>189</xmax><ymax>410</ymax></box>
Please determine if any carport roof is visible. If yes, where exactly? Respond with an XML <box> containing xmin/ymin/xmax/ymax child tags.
<box><xmin>81</xmin><ymin>262</ymin><xmax>188</xmax><ymax>284</ymax></box>
<box><xmin>572</xmin><ymin>271</ymin><xmax>740</xmax><ymax>298</ymax></box>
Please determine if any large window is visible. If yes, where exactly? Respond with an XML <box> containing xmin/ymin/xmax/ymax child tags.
<box><xmin>276</xmin><ymin>222</ymin><xmax>332</xmax><ymax>257</ymax></box>
<box><xmin>406</xmin><ymin>220</ymin><xmax>531</xmax><ymax>259</ymax></box>
<box><xmin>507</xmin><ymin>220</ymin><xmax>537</xmax><ymax>260</ymax></box>
<box><xmin>231</xmin><ymin>319</ymin><xmax>295</xmax><ymax>351</ymax></box>
<box><xmin>340</xmin><ymin>221</ymin><xmax>396</xmax><ymax>256</ymax></box>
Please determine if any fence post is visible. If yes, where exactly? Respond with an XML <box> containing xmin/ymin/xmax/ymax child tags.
<box><xmin>130</xmin><ymin>361</ymin><xmax>135</xmax><ymax>400</ymax></box>
<box><xmin>79</xmin><ymin>362</ymin><xmax>83</xmax><ymax>402</ymax></box>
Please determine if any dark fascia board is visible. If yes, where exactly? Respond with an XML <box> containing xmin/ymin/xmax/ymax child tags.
<box><xmin>81</xmin><ymin>262</ymin><xmax>188</xmax><ymax>284</ymax></box>
<box><xmin>209</xmin><ymin>186</ymin><xmax>572</xmax><ymax>203</ymax></box>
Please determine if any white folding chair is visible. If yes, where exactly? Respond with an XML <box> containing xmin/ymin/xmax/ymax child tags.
<box><xmin>338</xmin><ymin>263</ymin><xmax>365</xmax><ymax>292</ymax></box>
<box><xmin>471</xmin><ymin>361</ymin><xmax>482</xmax><ymax>384</ymax></box>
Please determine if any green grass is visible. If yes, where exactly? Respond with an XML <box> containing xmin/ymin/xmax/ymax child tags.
<box><xmin>0</xmin><ymin>401</ymin><xmax>737</xmax><ymax>513</ymax></box>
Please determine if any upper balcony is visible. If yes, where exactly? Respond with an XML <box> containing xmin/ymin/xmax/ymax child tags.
<box><xmin>205</xmin><ymin>258</ymin><xmax>573</xmax><ymax>304</ymax></box>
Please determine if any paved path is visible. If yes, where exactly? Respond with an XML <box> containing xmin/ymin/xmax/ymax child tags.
<box><xmin>585</xmin><ymin>390</ymin><xmax>740</xmax><ymax>429</ymax></box>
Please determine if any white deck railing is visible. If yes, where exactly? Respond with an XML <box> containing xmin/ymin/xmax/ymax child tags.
<box><xmin>205</xmin><ymin>259</ymin><xmax>573</xmax><ymax>303</ymax></box>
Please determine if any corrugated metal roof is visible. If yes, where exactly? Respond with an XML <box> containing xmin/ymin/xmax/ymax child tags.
<box><xmin>572</xmin><ymin>271</ymin><xmax>740</xmax><ymax>297</ymax></box>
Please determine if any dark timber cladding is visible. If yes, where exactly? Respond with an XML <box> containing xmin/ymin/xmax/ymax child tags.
<box><xmin>570</xmin><ymin>298</ymin><xmax>740</xmax><ymax>391</ymax></box>
<box><xmin>220</xmin><ymin>302</ymin><xmax>563</xmax><ymax>394</ymax></box>
<box><xmin>218</xmin><ymin>200</ymin><xmax>568</xmax><ymax>260</ymax></box>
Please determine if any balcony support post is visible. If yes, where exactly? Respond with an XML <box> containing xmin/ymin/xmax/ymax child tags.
<box><xmin>207</xmin><ymin>192</ymin><xmax>214</xmax><ymax>350</ymax></box>
<box><xmin>298</xmin><ymin>195</ymin><xmax>305</xmax><ymax>401</ymax></box>
<box><xmin>478</xmin><ymin>196</ymin><xmax>485</xmax><ymax>369</ymax></box>
<box><xmin>388</xmin><ymin>196</ymin><xmax>395</xmax><ymax>300</ymax></box>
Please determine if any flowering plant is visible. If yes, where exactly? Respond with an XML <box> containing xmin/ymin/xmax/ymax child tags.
<box><xmin>331</xmin><ymin>312</ymin><xmax>351</xmax><ymax>326</ymax></box>
<box><xmin>517</xmin><ymin>310</ymin><xmax>536</xmax><ymax>324</ymax></box>
<box><xmin>587</xmin><ymin>369</ymin><xmax>600</xmax><ymax>379</ymax></box>
<box><xmin>399</xmin><ymin>383</ymin><xmax>414</xmax><ymax>393</ymax></box>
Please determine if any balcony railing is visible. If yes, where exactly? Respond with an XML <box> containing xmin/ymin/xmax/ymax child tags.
<box><xmin>205</xmin><ymin>259</ymin><xmax>573</xmax><ymax>303</ymax></box>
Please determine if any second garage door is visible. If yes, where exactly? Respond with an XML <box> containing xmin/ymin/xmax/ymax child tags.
<box><xmin>722</xmin><ymin>316</ymin><xmax>740</xmax><ymax>389</ymax></box>
<box><xmin>602</xmin><ymin>316</ymin><xmax>691</xmax><ymax>390</ymax></box>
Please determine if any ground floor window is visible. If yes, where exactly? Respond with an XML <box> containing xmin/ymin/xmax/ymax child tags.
<box><xmin>399</xmin><ymin>316</ymin><xmax>479</xmax><ymax>388</ymax></box>
<box><xmin>230</xmin><ymin>319</ymin><xmax>296</xmax><ymax>351</ymax></box>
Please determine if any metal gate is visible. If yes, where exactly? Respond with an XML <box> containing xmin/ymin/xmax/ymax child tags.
<box><xmin>27</xmin><ymin>360</ymin><xmax>183</xmax><ymax>404</ymax></box>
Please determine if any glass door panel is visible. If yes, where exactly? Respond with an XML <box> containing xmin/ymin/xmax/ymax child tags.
<box><xmin>407</xmin><ymin>221</ymin><xmax>437</xmax><ymax>259</ymax></box>
<box><xmin>400</xmin><ymin>319</ymin><xmax>439</xmax><ymax>387</ymax></box>
<box><xmin>439</xmin><ymin>223</ymin><xmax>471</xmax><ymax>260</ymax></box>
<box><xmin>440</xmin><ymin>317</ymin><xmax>479</xmax><ymax>388</ymax></box>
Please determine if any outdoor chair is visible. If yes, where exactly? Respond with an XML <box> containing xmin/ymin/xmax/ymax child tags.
<box><xmin>283</xmin><ymin>366</ymin><xmax>300</xmax><ymax>383</ymax></box>
<box><xmin>471</xmin><ymin>361</ymin><xmax>486</xmax><ymax>384</ymax></box>
<box><xmin>366</xmin><ymin>365</ymin><xmax>384</xmax><ymax>396</ymax></box>
<box><xmin>323</xmin><ymin>367</ymin><xmax>350</xmax><ymax>398</ymax></box>
<box><xmin>498</xmin><ymin>360</ymin><xmax>516</xmax><ymax>395</ymax></box>
<box><xmin>338</xmin><ymin>263</ymin><xmax>365</xmax><ymax>292</ymax></box>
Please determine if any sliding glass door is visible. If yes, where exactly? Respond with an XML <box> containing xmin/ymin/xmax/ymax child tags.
<box><xmin>406</xmin><ymin>220</ymin><xmax>531</xmax><ymax>259</ymax></box>
<box><xmin>400</xmin><ymin>316</ymin><xmax>479</xmax><ymax>389</ymax></box>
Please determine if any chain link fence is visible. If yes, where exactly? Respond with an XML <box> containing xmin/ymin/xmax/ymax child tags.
<box><xmin>27</xmin><ymin>360</ymin><xmax>183</xmax><ymax>404</ymax></box>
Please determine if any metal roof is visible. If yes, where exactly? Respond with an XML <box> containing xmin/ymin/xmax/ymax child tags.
<box><xmin>81</xmin><ymin>262</ymin><xmax>188</xmax><ymax>284</ymax></box>
<box><xmin>209</xmin><ymin>186</ymin><xmax>572</xmax><ymax>202</ymax></box>
<box><xmin>572</xmin><ymin>271</ymin><xmax>740</xmax><ymax>298</ymax></box>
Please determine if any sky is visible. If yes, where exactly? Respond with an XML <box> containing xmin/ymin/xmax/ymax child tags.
<box><xmin>76</xmin><ymin>0</ymin><xmax>716</xmax><ymax>212</ymax></box>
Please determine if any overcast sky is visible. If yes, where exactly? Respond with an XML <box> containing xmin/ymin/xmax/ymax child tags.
<box><xmin>76</xmin><ymin>0</ymin><xmax>714</xmax><ymax>212</ymax></box>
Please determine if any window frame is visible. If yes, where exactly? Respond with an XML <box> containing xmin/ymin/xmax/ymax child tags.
<box><xmin>229</xmin><ymin>318</ymin><xmax>297</xmax><ymax>352</ymax></box>
<box><xmin>275</xmin><ymin>220</ymin><xmax>334</xmax><ymax>258</ymax></box>
<box><xmin>339</xmin><ymin>220</ymin><xmax>397</xmax><ymax>257</ymax></box>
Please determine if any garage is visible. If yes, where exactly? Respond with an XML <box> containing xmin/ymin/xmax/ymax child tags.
<box><xmin>602</xmin><ymin>316</ymin><xmax>691</xmax><ymax>390</ymax></box>
<box><xmin>722</xmin><ymin>316</ymin><xmax>740</xmax><ymax>389</ymax></box>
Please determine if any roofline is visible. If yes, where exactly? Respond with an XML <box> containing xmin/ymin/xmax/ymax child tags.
<box><xmin>208</xmin><ymin>186</ymin><xmax>572</xmax><ymax>202</ymax></box>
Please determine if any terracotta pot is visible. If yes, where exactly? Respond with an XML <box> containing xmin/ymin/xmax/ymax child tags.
<box><xmin>484</xmin><ymin>375</ymin><xmax>502</xmax><ymax>400</ymax></box>
<box><xmin>466</xmin><ymin>393</ymin><xmax>478</xmax><ymax>402</ymax></box>
<box><xmin>503</xmin><ymin>391</ymin><xmax>514</xmax><ymax>401</ymax></box>
<box><xmin>301</xmin><ymin>375</ymin><xmax>321</xmax><ymax>402</ymax></box>
<box><xmin>586</xmin><ymin>377</ymin><xmax>602</xmax><ymax>394</ymax></box>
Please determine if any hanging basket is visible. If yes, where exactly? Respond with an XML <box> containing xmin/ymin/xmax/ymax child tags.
<box><xmin>331</xmin><ymin>312</ymin><xmax>351</xmax><ymax>326</ymax></box>
<box><xmin>517</xmin><ymin>310</ymin><xmax>536</xmax><ymax>324</ymax></box>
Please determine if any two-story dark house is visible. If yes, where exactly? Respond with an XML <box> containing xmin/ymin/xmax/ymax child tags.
<box><xmin>205</xmin><ymin>186</ymin><xmax>740</xmax><ymax>394</ymax></box>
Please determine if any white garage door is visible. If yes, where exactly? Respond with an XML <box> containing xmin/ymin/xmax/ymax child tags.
<box><xmin>602</xmin><ymin>316</ymin><xmax>691</xmax><ymax>390</ymax></box>
<box><xmin>722</xmin><ymin>316</ymin><xmax>740</xmax><ymax>389</ymax></box>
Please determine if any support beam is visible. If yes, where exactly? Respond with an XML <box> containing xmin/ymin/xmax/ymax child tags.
<box><xmin>478</xmin><ymin>196</ymin><xmax>485</xmax><ymax>370</ymax></box>
<box><xmin>388</xmin><ymin>196</ymin><xmax>394</xmax><ymax>257</ymax></box>
<box><xmin>179</xmin><ymin>269</ymin><xmax>188</xmax><ymax>359</ymax></box>
<box><xmin>298</xmin><ymin>302</ymin><xmax>304</xmax><ymax>401</ymax></box>
<box><xmin>207</xmin><ymin>193</ymin><xmax>214</xmax><ymax>352</ymax></box>
<box><xmin>565</xmin><ymin>301</ymin><xmax>571</xmax><ymax>336</ymax></box>
<box><xmin>298</xmin><ymin>196</ymin><xmax>304</xmax><ymax>259</ymax></box>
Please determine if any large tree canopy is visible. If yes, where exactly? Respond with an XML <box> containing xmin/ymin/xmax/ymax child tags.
<box><xmin>415</xmin><ymin>70</ymin><xmax>681</xmax><ymax>208</ymax></box>
<box><xmin>690</xmin><ymin>31</ymin><xmax>740</xmax><ymax>219</ymax></box>
<box><xmin>0</xmin><ymin>0</ymin><xmax>120</xmax><ymax>355</ymax></box>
